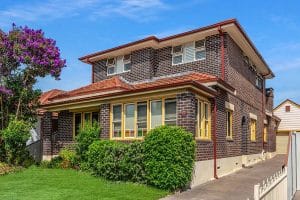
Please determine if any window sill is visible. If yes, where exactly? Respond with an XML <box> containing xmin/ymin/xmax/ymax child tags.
<box><xmin>251</xmin><ymin>140</ymin><xmax>256</xmax><ymax>143</ymax></box>
<box><xmin>111</xmin><ymin>137</ymin><xmax>144</xmax><ymax>141</ymax></box>
<box><xmin>171</xmin><ymin>58</ymin><xmax>206</xmax><ymax>66</ymax></box>
<box><xmin>226</xmin><ymin>137</ymin><xmax>234</xmax><ymax>141</ymax></box>
<box><xmin>107</xmin><ymin>70</ymin><xmax>131</xmax><ymax>76</ymax></box>
<box><xmin>195</xmin><ymin>138</ymin><xmax>212</xmax><ymax>142</ymax></box>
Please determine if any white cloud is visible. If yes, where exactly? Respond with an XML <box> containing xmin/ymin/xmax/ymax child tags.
<box><xmin>92</xmin><ymin>0</ymin><xmax>168</xmax><ymax>22</ymax></box>
<box><xmin>0</xmin><ymin>0</ymin><xmax>168</xmax><ymax>26</ymax></box>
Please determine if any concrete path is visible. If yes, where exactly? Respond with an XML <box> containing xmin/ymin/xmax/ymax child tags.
<box><xmin>294</xmin><ymin>191</ymin><xmax>300</xmax><ymax>200</ymax></box>
<box><xmin>163</xmin><ymin>155</ymin><xmax>286</xmax><ymax>200</ymax></box>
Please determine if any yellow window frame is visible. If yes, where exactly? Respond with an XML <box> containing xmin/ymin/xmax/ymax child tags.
<box><xmin>109</xmin><ymin>96</ymin><xmax>177</xmax><ymax>140</ymax></box>
<box><xmin>250</xmin><ymin>119</ymin><xmax>256</xmax><ymax>141</ymax></box>
<box><xmin>226</xmin><ymin>110</ymin><xmax>233</xmax><ymax>139</ymax></box>
<box><xmin>264</xmin><ymin>125</ymin><xmax>268</xmax><ymax>142</ymax></box>
<box><xmin>196</xmin><ymin>100</ymin><xmax>211</xmax><ymax>140</ymax></box>
<box><xmin>73</xmin><ymin>110</ymin><xmax>99</xmax><ymax>138</ymax></box>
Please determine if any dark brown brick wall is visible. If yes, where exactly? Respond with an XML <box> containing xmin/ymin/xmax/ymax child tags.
<box><xmin>41</xmin><ymin>112</ymin><xmax>52</xmax><ymax>156</ymax></box>
<box><xmin>92</xmin><ymin>35</ymin><xmax>223</xmax><ymax>82</ymax></box>
<box><xmin>93</xmin><ymin>48</ymin><xmax>156</xmax><ymax>82</ymax></box>
<box><xmin>100</xmin><ymin>103</ymin><xmax>110</xmax><ymax>139</ymax></box>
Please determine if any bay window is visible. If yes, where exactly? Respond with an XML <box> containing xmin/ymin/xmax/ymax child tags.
<box><xmin>110</xmin><ymin>98</ymin><xmax>178</xmax><ymax>139</ymax></box>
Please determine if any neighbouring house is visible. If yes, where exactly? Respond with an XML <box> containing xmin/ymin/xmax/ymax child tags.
<box><xmin>273</xmin><ymin>99</ymin><xmax>300</xmax><ymax>154</ymax></box>
<box><xmin>39</xmin><ymin>19</ymin><xmax>279</xmax><ymax>187</ymax></box>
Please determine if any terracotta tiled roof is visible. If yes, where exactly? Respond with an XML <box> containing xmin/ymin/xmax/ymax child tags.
<box><xmin>49</xmin><ymin>76</ymin><xmax>133</xmax><ymax>101</ymax></box>
<box><xmin>42</xmin><ymin>72</ymin><xmax>232</xmax><ymax>106</ymax></box>
<box><xmin>39</xmin><ymin>89</ymin><xmax>65</xmax><ymax>104</ymax></box>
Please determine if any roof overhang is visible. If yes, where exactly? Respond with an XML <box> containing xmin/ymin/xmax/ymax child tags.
<box><xmin>41</xmin><ymin>82</ymin><xmax>217</xmax><ymax>112</ymax></box>
<box><xmin>79</xmin><ymin>19</ymin><xmax>274</xmax><ymax>79</ymax></box>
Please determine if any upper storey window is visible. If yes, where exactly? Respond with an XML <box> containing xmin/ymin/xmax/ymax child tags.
<box><xmin>255</xmin><ymin>76</ymin><xmax>263</xmax><ymax>89</ymax></box>
<box><xmin>107</xmin><ymin>54</ymin><xmax>131</xmax><ymax>75</ymax></box>
<box><xmin>172</xmin><ymin>39</ymin><xmax>206</xmax><ymax>65</ymax></box>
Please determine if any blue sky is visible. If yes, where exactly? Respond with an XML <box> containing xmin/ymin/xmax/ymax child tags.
<box><xmin>0</xmin><ymin>0</ymin><xmax>299</xmax><ymax>106</ymax></box>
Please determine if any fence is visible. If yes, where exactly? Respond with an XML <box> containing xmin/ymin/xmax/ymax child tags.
<box><xmin>27</xmin><ymin>140</ymin><xmax>42</xmax><ymax>162</ymax></box>
<box><xmin>253</xmin><ymin>167</ymin><xmax>287</xmax><ymax>200</ymax></box>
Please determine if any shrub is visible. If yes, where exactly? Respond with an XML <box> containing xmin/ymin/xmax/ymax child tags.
<box><xmin>59</xmin><ymin>148</ymin><xmax>78</xmax><ymax>169</ymax></box>
<box><xmin>1</xmin><ymin>119</ymin><xmax>31</xmax><ymax>165</ymax></box>
<box><xmin>47</xmin><ymin>156</ymin><xmax>63</xmax><ymax>168</ymax></box>
<box><xmin>0</xmin><ymin>162</ymin><xmax>22</xmax><ymax>175</ymax></box>
<box><xmin>87</xmin><ymin>140</ymin><xmax>127</xmax><ymax>181</ymax></box>
<box><xmin>144</xmin><ymin>126</ymin><xmax>195</xmax><ymax>191</ymax></box>
<box><xmin>0</xmin><ymin>138</ymin><xmax>6</xmax><ymax>162</ymax></box>
<box><xmin>121</xmin><ymin>142</ymin><xmax>146</xmax><ymax>183</ymax></box>
<box><xmin>76</xmin><ymin>122</ymin><xmax>100</xmax><ymax>162</ymax></box>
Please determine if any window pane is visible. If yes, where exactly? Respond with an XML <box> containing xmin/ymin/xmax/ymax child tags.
<box><xmin>84</xmin><ymin>113</ymin><xmax>91</xmax><ymax>124</ymax></box>
<box><xmin>113</xmin><ymin>105</ymin><xmax>122</xmax><ymax>138</ymax></box>
<box><xmin>172</xmin><ymin>55</ymin><xmax>183</xmax><ymax>64</ymax></box>
<box><xmin>151</xmin><ymin>101</ymin><xmax>162</xmax><ymax>128</ymax></box>
<box><xmin>165</xmin><ymin>99</ymin><xmax>176</xmax><ymax>126</ymax></box>
<box><xmin>113</xmin><ymin>122</ymin><xmax>122</xmax><ymax>138</ymax></box>
<box><xmin>204</xmin><ymin>103</ymin><xmax>208</xmax><ymax>120</ymax></box>
<box><xmin>92</xmin><ymin>112</ymin><xmax>99</xmax><ymax>124</ymax></box>
<box><xmin>125</xmin><ymin>104</ymin><xmax>135</xmax><ymax>137</ymax></box>
<box><xmin>124</xmin><ymin>62</ymin><xmax>131</xmax><ymax>71</ymax></box>
<box><xmin>113</xmin><ymin>105</ymin><xmax>121</xmax><ymax>121</ymax></box>
<box><xmin>75</xmin><ymin>113</ymin><xmax>82</xmax><ymax>136</ymax></box>
<box><xmin>108</xmin><ymin>66</ymin><xmax>115</xmax><ymax>75</ymax></box>
<box><xmin>137</xmin><ymin>102</ymin><xmax>147</xmax><ymax>137</ymax></box>
<box><xmin>195</xmin><ymin>50</ymin><xmax>206</xmax><ymax>60</ymax></box>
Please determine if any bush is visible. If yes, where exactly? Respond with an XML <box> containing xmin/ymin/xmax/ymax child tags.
<box><xmin>1</xmin><ymin>119</ymin><xmax>31</xmax><ymax>165</ymax></box>
<box><xmin>0</xmin><ymin>162</ymin><xmax>22</xmax><ymax>175</ymax></box>
<box><xmin>76</xmin><ymin>123</ymin><xmax>100</xmax><ymax>163</ymax></box>
<box><xmin>0</xmin><ymin>138</ymin><xmax>6</xmax><ymax>162</ymax></box>
<box><xmin>144</xmin><ymin>126</ymin><xmax>195</xmax><ymax>191</ymax></box>
<box><xmin>46</xmin><ymin>156</ymin><xmax>63</xmax><ymax>168</ymax></box>
<box><xmin>87</xmin><ymin>140</ymin><xmax>127</xmax><ymax>181</ymax></box>
<box><xmin>59</xmin><ymin>148</ymin><xmax>78</xmax><ymax>169</ymax></box>
<box><xmin>121</xmin><ymin>142</ymin><xmax>146</xmax><ymax>183</ymax></box>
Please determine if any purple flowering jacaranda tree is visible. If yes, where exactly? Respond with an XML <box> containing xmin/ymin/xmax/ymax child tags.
<box><xmin>0</xmin><ymin>24</ymin><xmax>66</xmax><ymax>123</ymax></box>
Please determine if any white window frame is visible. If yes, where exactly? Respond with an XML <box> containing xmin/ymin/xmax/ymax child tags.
<box><xmin>106</xmin><ymin>58</ymin><xmax>116</xmax><ymax>76</ymax></box>
<box><xmin>123</xmin><ymin>54</ymin><xmax>132</xmax><ymax>72</ymax></box>
<box><xmin>172</xmin><ymin>45</ymin><xmax>183</xmax><ymax>65</ymax></box>
<box><xmin>194</xmin><ymin>40</ymin><xmax>206</xmax><ymax>61</ymax></box>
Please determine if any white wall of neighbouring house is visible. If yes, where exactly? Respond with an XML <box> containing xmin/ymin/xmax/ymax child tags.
<box><xmin>26</xmin><ymin>116</ymin><xmax>41</xmax><ymax>146</ymax></box>
<box><xmin>274</xmin><ymin>100</ymin><xmax>300</xmax><ymax>132</ymax></box>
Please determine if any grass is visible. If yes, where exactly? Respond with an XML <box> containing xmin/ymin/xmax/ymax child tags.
<box><xmin>0</xmin><ymin>167</ymin><xmax>168</xmax><ymax>200</ymax></box>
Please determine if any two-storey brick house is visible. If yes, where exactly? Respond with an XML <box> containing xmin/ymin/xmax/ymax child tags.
<box><xmin>40</xmin><ymin>19</ymin><xmax>279</xmax><ymax>187</ymax></box>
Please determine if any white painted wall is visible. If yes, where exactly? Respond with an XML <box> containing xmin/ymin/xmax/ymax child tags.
<box><xmin>274</xmin><ymin>100</ymin><xmax>300</xmax><ymax>131</ymax></box>
<box><xmin>26</xmin><ymin>116</ymin><xmax>41</xmax><ymax>146</ymax></box>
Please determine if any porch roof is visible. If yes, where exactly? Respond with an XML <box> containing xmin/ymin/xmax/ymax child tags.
<box><xmin>41</xmin><ymin>72</ymin><xmax>235</xmax><ymax>109</ymax></box>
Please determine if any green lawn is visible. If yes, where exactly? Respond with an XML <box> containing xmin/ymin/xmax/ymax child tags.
<box><xmin>0</xmin><ymin>167</ymin><xmax>168</xmax><ymax>200</ymax></box>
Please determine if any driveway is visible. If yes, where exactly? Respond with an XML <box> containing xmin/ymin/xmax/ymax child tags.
<box><xmin>163</xmin><ymin>154</ymin><xmax>286</xmax><ymax>200</ymax></box>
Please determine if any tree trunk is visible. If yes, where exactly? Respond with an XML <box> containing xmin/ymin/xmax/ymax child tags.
<box><xmin>15</xmin><ymin>73</ymin><xmax>29</xmax><ymax>120</ymax></box>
